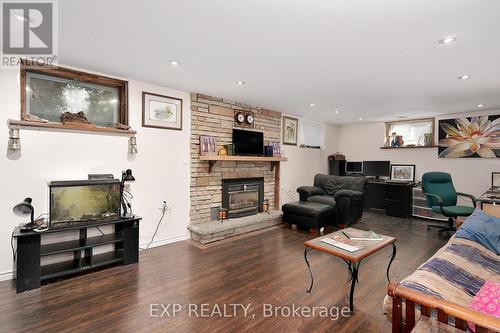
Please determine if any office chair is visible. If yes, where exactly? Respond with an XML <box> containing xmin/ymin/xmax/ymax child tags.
<box><xmin>422</xmin><ymin>172</ymin><xmax>476</xmax><ymax>235</ymax></box>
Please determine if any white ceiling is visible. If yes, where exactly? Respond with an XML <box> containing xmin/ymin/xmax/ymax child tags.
<box><xmin>58</xmin><ymin>0</ymin><xmax>500</xmax><ymax>124</ymax></box>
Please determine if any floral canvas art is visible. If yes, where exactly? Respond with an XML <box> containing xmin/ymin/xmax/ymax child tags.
<box><xmin>438</xmin><ymin>115</ymin><xmax>500</xmax><ymax>158</ymax></box>
<box><xmin>282</xmin><ymin>116</ymin><xmax>298</xmax><ymax>145</ymax></box>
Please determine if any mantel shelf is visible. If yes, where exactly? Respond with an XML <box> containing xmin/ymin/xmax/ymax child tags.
<box><xmin>199</xmin><ymin>155</ymin><xmax>287</xmax><ymax>175</ymax></box>
<box><xmin>8</xmin><ymin>119</ymin><xmax>137</xmax><ymax>136</ymax></box>
<box><xmin>380</xmin><ymin>145</ymin><xmax>438</xmax><ymax>149</ymax></box>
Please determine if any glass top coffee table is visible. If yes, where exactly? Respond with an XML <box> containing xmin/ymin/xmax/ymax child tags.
<box><xmin>303</xmin><ymin>228</ymin><xmax>397</xmax><ymax>314</ymax></box>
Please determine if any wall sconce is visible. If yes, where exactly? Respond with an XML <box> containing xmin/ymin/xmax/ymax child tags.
<box><xmin>8</xmin><ymin>127</ymin><xmax>21</xmax><ymax>150</ymax></box>
<box><xmin>128</xmin><ymin>136</ymin><xmax>137</xmax><ymax>154</ymax></box>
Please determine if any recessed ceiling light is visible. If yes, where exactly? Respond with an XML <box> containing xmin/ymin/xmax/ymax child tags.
<box><xmin>438</xmin><ymin>36</ymin><xmax>457</xmax><ymax>45</ymax></box>
<box><xmin>236</xmin><ymin>81</ymin><xmax>245</xmax><ymax>86</ymax></box>
<box><xmin>335</xmin><ymin>110</ymin><xmax>340</xmax><ymax>114</ymax></box>
<box><xmin>309</xmin><ymin>103</ymin><xmax>315</xmax><ymax>107</ymax></box>
<box><xmin>358</xmin><ymin>117</ymin><xmax>363</xmax><ymax>121</ymax></box>
<box><xmin>458</xmin><ymin>75</ymin><xmax>471</xmax><ymax>80</ymax></box>
<box><xmin>169</xmin><ymin>60</ymin><xmax>180</xmax><ymax>66</ymax></box>
<box><xmin>477</xmin><ymin>104</ymin><xmax>484</xmax><ymax>108</ymax></box>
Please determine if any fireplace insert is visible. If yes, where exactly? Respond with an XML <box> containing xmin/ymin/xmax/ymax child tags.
<box><xmin>222</xmin><ymin>178</ymin><xmax>264</xmax><ymax>218</ymax></box>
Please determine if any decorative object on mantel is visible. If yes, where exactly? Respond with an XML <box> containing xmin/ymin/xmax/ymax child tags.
<box><xmin>223</xmin><ymin>144</ymin><xmax>234</xmax><ymax>156</ymax></box>
<box><xmin>234</xmin><ymin>110</ymin><xmax>255</xmax><ymax>128</ymax></box>
<box><xmin>438</xmin><ymin>114</ymin><xmax>500</xmax><ymax>158</ymax></box>
<box><xmin>114</xmin><ymin>122</ymin><xmax>131</xmax><ymax>130</ymax></box>
<box><xmin>20</xmin><ymin>59</ymin><xmax>128</xmax><ymax>129</ymax></box>
<box><xmin>218</xmin><ymin>147</ymin><xmax>228</xmax><ymax>156</ymax></box>
<box><xmin>200</xmin><ymin>135</ymin><xmax>216</xmax><ymax>156</ymax></box>
<box><xmin>282</xmin><ymin>115</ymin><xmax>298</xmax><ymax>146</ymax></box>
<box><xmin>8</xmin><ymin>127</ymin><xmax>21</xmax><ymax>150</ymax></box>
<box><xmin>142</xmin><ymin>92</ymin><xmax>182</xmax><ymax>130</ymax></box>
<box><xmin>23</xmin><ymin>113</ymin><xmax>47</xmax><ymax>123</ymax></box>
<box><xmin>269</xmin><ymin>141</ymin><xmax>281</xmax><ymax>156</ymax></box>
<box><xmin>218</xmin><ymin>207</ymin><xmax>228</xmax><ymax>222</ymax></box>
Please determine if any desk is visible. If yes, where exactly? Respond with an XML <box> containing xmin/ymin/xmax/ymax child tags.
<box><xmin>365</xmin><ymin>180</ymin><xmax>414</xmax><ymax>218</ymax></box>
<box><xmin>478</xmin><ymin>191</ymin><xmax>500</xmax><ymax>217</ymax></box>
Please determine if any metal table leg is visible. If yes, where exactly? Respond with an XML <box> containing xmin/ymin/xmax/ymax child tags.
<box><xmin>304</xmin><ymin>247</ymin><xmax>314</xmax><ymax>293</ymax></box>
<box><xmin>386</xmin><ymin>243</ymin><xmax>397</xmax><ymax>282</ymax></box>
<box><xmin>348</xmin><ymin>260</ymin><xmax>360</xmax><ymax>314</ymax></box>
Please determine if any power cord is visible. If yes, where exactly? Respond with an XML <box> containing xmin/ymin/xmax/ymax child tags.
<box><xmin>141</xmin><ymin>205</ymin><xmax>167</xmax><ymax>250</ymax></box>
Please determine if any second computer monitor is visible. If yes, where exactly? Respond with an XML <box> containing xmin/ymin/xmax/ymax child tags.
<box><xmin>363</xmin><ymin>161</ymin><xmax>391</xmax><ymax>179</ymax></box>
<box><xmin>346</xmin><ymin>161</ymin><xmax>363</xmax><ymax>173</ymax></box>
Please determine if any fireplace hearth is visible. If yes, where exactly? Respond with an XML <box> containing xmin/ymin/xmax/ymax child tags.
<box><xmin>222</xmin><ymin>178</ymin><xmax>264</xmax><ymax>218</ymax></box>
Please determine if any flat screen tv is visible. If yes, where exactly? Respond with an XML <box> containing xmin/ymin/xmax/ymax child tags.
<box><xmin>363</xmin><ymin>161</ymin><xmax>391</xmax><ymax>180</ymax></box>
<box><xmin>49</xmin><ymin>179</ymin><xmax>121</xmax><ymax>228</ymax></box>
<box><xmin>233</xmin><ymin>129</ymin><xmax>264</xmax><ymax>156</ymax></box>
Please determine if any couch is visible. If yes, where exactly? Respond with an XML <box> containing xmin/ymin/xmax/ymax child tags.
<box><xmin>282</xmin><ymin>174</ymin><xmax>367</xmax><ymax>232</ymax></box>
<box><xmin>385</xmin><ymin>210</ymin><xmax>500</xmax><ymax>332</ymax></box>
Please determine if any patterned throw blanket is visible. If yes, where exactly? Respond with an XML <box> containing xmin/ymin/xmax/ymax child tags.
<box><xmin>384</xmin><ymin>235</ymin><xmax>500</xmax><ymax>319</ymax></box>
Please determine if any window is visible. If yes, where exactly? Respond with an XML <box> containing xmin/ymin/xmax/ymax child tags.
<box><xmin>385</xmin><ymin>118</ymin><xmax>435</xmax><ymax>147</ymax></box>
<box><xmin>299</xmin><ymin>119</ymin><xmax>324</xmax><ymax>149</ymax></box>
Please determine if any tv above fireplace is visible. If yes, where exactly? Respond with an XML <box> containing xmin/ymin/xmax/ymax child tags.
<box><xmin>233</xmin><ymin>129</ymin><xmax>264</xmax><ymax>156</ymax></box>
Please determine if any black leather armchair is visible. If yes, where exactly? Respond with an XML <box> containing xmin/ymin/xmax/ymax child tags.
<box><xmin>297</xmin><ymin>174</ymin><xmax>368</xmax><ymax>227</ymax></box>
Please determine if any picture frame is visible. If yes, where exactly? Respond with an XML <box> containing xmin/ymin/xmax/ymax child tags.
<box><xmin>390</xmin><ymin>164</ymin><xmax>415</xmax><ymax>182</ymax></box>
<box><xmin>142</xmin><ymin>92</ymin><xmax>183</xmax><ymax>130</ymax></box>
<box><xmin>200</xmin><ymin>135</ymin><xmax>217</xmax><ymax>156</ymax></box>
<box><xmin>282</xmin><ymin>115</ymin><xmax>298</xmax><ymax>146</ymax></box>
<box><xmin>492</xmin><ymin>172</ymin><xmax>500</xmax><ymax>189</ymax></box>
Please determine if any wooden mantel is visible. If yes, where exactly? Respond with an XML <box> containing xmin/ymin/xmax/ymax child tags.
<box><xmin>199</xmin><ymin>155</ymin><xmax>287</xmax><ymax>210</ymax></box>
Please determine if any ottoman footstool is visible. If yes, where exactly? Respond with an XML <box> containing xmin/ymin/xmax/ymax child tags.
<box><xmin>282</xmin><ymin>201</ymin><xmax>335</xmax><ymax>235</ymax></box>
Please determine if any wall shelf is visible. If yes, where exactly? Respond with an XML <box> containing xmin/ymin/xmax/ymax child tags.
<box><xmin>8</xmin><ymin>119</ymin><xmax>137</xmax><ymax>136</ymax></box>
<box><xmin>380</xmin><ymin>145</ymin><xmax>438</xmax><ymax>149</ymax></box>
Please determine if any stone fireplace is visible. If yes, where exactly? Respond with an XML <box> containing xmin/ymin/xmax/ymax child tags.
<box><xmin>222</xmin><ymin>177</ymin><xmax>264</xmax><ymax>218</ymax></box>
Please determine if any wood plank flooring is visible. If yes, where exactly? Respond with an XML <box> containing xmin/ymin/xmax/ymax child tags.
<box><xmin>0</xmin><ymin>212</ymin><xmax>448</xmax><ymax>333</ymax></box>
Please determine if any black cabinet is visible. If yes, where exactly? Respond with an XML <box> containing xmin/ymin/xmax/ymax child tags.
<box><xmin>365</xmin><ymin>181</ymin><xmax>413</xmax><ymax>218</ymax></box>
<box><xmin>13</xmin><ymin>216</ymin><xmax>141</xmax><ymax>293</ymax></box>
<box><xmin>328</xmin><ymin>160</ymin><xmax>346</xmax><ymax>176</ymax></box>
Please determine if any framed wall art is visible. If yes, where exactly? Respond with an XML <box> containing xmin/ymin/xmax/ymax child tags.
<box><xmin>438</xmin><ymin>115</ymin><xmax>499</xmax><ymax>158</ymax></box>
<box><xmin>390</xmin><ymin>164</ymin><xmax>415</xmax><ymax>182</ymax></box>
<box><xmin>282</xmin><ymin>115</ymin><xmax>298</xmax><ymax>146</ymax></box>
<box><xmin>142</xmin><ymin>92</ymin><xmax>183</xmax><ymax>130</ymax></box>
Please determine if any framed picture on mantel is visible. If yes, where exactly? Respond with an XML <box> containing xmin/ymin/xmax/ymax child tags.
<box><xmin>142</xmin><ymin>92</ymin><xmax>183</xmax><ymax>130</ymax></box>
<box><xmin>282</xmin><ymin>115</ymin><xmax>298</xmax><ymax>146</ymax></box>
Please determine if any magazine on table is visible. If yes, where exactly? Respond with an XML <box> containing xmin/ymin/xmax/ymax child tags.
<box><xmin>342</xmin><ymin>228</ymin><xmax>383</xmax><ymax>241</ymax></box>
<box><xmin>320</xmin><ymin>235</ymin><xmax>366</xmax><ymax>252</ymax></box>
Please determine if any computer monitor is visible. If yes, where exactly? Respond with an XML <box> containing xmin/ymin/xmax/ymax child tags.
<box><xmin>363</xmin><ymin>161</ymin><xmax>391</xmax><ymax>180</ymax></box>
<box><xmin>346</xmin><ymin>161</ymin><xmax>363</xmax><ymax>173</ymax></box>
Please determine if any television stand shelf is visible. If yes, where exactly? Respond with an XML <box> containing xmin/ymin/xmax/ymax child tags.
<box><xmin>13</xmin><ymin>216</ymin><xmax>140</xmax><ymax>293</ymax></box>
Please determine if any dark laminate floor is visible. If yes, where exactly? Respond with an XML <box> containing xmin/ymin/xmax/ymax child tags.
<box><xmin>0</xmin><ymin>212</ymin><xmax>449</xmax><ymax>333</ymax></box>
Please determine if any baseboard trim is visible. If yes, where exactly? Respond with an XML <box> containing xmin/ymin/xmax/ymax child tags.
<box><xmin>0</xmin><ymin>271</ymin><xmax>14</xmax><ymax>282</ymax></box>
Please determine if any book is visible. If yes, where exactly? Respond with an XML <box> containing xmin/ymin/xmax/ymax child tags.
<box><xmin>321</xmin><ymin>235</ymin><xmax>365</xmax><ymax>252</ymax></box>
<box><xmin>342</xmin><ymin>229</ymin><xmax>383</xmax><ymax>241</ymax></box>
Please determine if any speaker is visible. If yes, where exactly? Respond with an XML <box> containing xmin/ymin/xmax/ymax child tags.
<box><xmin>329</xmin><ymin>160</ymin><xmax>346</xmax><ymax>176</ymax></box>
<box><xmin>264</xmin><ymin>146</ymin><xmax>273</xmax><ymax>157</ymax></box>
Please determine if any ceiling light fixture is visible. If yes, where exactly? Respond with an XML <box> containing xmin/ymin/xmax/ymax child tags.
<box><xmin>335</xmin><ymin>110</ymin><xmax>339</xmax><ymax>114</ymax></box>
<box><xmin>358</xmin><ymin>117</ymin><xmax>363</xmax><ymax>121</ymax></box>
<box><xmin>236</xmin><ymin>81</ymin><xmax>245</xmax><ymax>86</ymax></box>
<box><xmin>477</xmin><ymin>104</ymin><xmax>484</xmax><ymax>108</ymax></box>
<box><xmin>169</xmin><ymin>60</ymin><xmax>180</xmax><ymax>66</ymax></box>
<box><xmin>458</xmin><ymin>75</ymin><xmax>471</xmax><ymax>80</ymax></box>
<box><xmin>309</xmin><ymin>103</ymin><xmax>315</xmax><ymax>107</ymax></box>
<box><xmin>438</xmin><ymin>36</ymin><xmax>457</xmax><ymax>45</ymax></box>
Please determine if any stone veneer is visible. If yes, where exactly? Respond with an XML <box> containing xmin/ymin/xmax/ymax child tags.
<box><xmin>190</xmin><ymin>93</ymin><xmax>282</xmax><ymax>225</ymax></box>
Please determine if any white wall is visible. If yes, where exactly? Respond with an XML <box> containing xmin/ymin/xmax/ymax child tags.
<box><xmin>337</xmin><ymin>112</ymin><xmax>499</xmax><ymax>197</ymax></box>
<box><xmin>281</xmin><ymin>122</ymin><xmax>339</xmax><ymax>204</ymax></box>
<box><xmin>0</xmin><ymin>65</ymin><xmax>191</xmax><ymax>280</ymax></box>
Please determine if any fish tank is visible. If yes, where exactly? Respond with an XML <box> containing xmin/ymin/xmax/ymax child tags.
<box><xmin>49</xmin><ymin>179</ymin><xmax>121</xmax><ymax>229</ymax></box>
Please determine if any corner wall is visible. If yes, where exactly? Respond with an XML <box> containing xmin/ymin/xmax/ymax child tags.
<box><xmin>337</xmin><ymin>113</ymin><xmax>499</xmax><ymax>196</ymax></box>
<box><xmin>0</xmin><ymin>65</ymin><xmax>191</xmax><ymax>280</ymax></box>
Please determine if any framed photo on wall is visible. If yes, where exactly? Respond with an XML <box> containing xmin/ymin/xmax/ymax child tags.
<box><xmin>390</xmin><ymin>164</ymin><xmax>415</xmax><ymax>182</ymax></box>
<box><xmin>142</xmin><ymin>92</ymin><xmax>183</xmax><ymax>130</ymax></box>
<box><xmin>282</xmin><ymin>115</ymin><xmax>298</xmax><ymax>146</ymax></box>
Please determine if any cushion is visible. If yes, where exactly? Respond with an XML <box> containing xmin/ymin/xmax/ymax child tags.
<box><xmin>313</xmin><ymin>174</ymin><xmax>367</xmax><ymax>195</ymax></box>
<box><xmin>455</xmin><ymin>208</ymin><xmax>500</xmax><ymax>255</ymax></box>
<box><xmin>307</xmin><ymin>195</ymin><xmax>337</xmax><ymax>207</ymax></box>
<box><xmin>468</xmin><ymin>280</ymin><xmax>500</xmax><ymax>332</ymax></box>
<box><xmin>282</xmin><ymin>201</ymin><xmax>335</xmax><ymax>218</ymax></box>
<box><xmin>431</xmin><ymin>205</ymin><xmax>475</xmax><ymax>216</ymax></box>
<box><xmin>422</xmin><ymin>172</ymin><xmax>458</xmax><ymax>207</ymax></box>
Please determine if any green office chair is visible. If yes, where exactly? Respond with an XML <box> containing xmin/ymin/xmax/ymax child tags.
<box><xmin>422</xmin><ymin>172</ymin><xmax>476</xmax><ymax>235</ymax></box>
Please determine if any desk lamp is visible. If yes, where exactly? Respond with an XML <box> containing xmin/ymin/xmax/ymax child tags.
<box><xmin>13</xmin><ymin>198</ymin><xmax>39</xmax><ymax>231</ymax></box>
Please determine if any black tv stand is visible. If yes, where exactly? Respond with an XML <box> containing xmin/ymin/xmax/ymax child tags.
<box><xmin>13</xmin><ymin>216</ymin><xmax>140</xmax><ymax>293</ymax></box>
